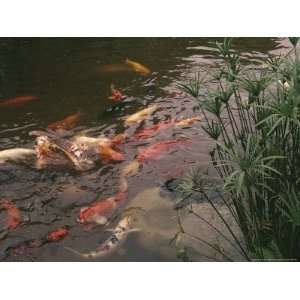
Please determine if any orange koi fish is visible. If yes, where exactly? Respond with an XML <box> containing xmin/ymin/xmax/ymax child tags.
<box><xmin>125</xmin><ymin>59</ymin><xmax>151</xmax><ymax>76</ymax></box>
<box><xmin>134</xmin><ymin>117</ymin><xmax>200</xmax><ymax>140</ymax></box>
<box><xmin>99</xmin><ymin>145</ymin><xmax>124</xmax><ymax>163</ymax></box>
<box><xmin>137</xmin><ymin>140</ymin><xmax>187</xmax><ymax>162</ymax></box>
<box><xmin>47</xmin><ymin>228</ymin><xmax>69</xmax><ymax>242</ymax></box>
<box><xmin>47</xmin><ymin>112</ymin><xmax>82</xmax><ymax>131</ymax></box>
<box><xmin>109</xmin><ymin>85</ymin><xmax>126</xmax><ymax>102</ymax></box>
<box><xmin>134</xmin><ymin>121</ymin><xmax>172</xmax><ymax>139</ymax></box>
<box><xmin>0</xmin><ymin>95</ymin><xmax>38</xmax><ymax>107</ymax></box>
<box><xmin>77</xmin><ymin>191</ymin><xmax>127</xmax><ymax>225</ymax></box>
<box><xmin>0</xmin><ymin>199</ymin><xmax>21</xmax><ymax>230</ymax></box>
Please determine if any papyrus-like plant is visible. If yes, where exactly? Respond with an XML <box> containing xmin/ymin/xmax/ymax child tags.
<box><xmin>176</xmin><ymin>37</ymin><xmax>300</xmax><ymax>261</ymax></box>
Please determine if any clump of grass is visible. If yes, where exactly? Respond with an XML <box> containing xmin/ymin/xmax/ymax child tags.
<box><xmin>176</xmin><ymin>37</ymin><xmax>300</xmax><ymax>261</ymax></box>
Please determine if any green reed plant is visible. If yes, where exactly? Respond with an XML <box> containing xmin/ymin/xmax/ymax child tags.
<box><xmin>177</xmin><ymin>37</ymin><xmax>300</xmax><ymax>261</ymax></box>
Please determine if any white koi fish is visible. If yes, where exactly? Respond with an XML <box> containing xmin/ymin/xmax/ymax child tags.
<box><xmin>123</xmin><ymin>104</ymin><xmax>158</xmax><ymax>126</ymax></box>
<box><xmin>0</xmin><ymin>148</ymin><xmax>36</xmax><ymax>164</ymax></box>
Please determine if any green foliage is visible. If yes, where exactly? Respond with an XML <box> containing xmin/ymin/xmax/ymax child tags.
<box><xmin>178</xmin><ymin>37</ymin><xmax>300</xmax><ymax>261</ymax></box>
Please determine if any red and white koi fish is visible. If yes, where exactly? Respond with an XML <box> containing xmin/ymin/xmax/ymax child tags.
<box><xmin>123</xmin><ymin>104</ymin><xmax>158</xmax><ymax>126</ymax></box>
<box><xmin>109</xmin><ymin>84</ymin><xmax>126</xmax><ymax>102</ymax></box>
<box><xmin>47</xmin><ymin>112</ymin><xmax>82</xmax><ymax>131</ymax></box>
<box><xmin>0</xmin><ymin>95</ymin><xmax>38</xmax><ymax>107</ymax></box>
<box><xmin>125</xmin><ymin>59</ymin><xmax>151</xmax><ymax>76</ymax></box>
<box><xmin>77</xmin><ymin>182</ymin><xmax>128</xmax><ymax>225</ymax></box>
<box><xmin>137</xmin><ymin>139</ymin><xmax>188</xmax><ymax>162</ymax></box>
<box><xmin>0</xmin><ymin>148</ymin><xmax>36</xmax><ymax>164</ymax></box>
<box><xmin>0</xmin><ymin>199</ymin><xmax>21</xmax><ymax>230</ymax></box>
<box><xmin>67</xmin><ymin>210</ymin><xmax>141</xmax><ymax>258</ymax></box>
<box><xmin>46</xmin><ymin>228</ymin><xmax>69</xmax><ymax>242</ymax></box>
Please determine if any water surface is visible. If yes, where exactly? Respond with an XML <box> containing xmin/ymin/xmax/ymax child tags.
<box><xmin>0</xmin><ymin>38</ymin><xmax>289</xmax><ymax>261</ymax></box>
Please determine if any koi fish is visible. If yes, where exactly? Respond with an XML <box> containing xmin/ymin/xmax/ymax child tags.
<box><xmin>109</xmin><ymin>84</ymin><xmax>126</xmax><ymax>102</ymax></box>
<box><xmin>67</xmin><ymin>209</ymin><xmax>142</xmax><ymax>258</ymax></box>
<box><xmin>0</xmin><ymin>95</ymin><xmax>38</xmax><ymax>107</ymax></box>
<box><xmin>78</xmin><ymin>191</ymin><xmax>127</xmax><ymax>225</ymax></box>
<box><xmin>134</xmin><ymin>121</ymin><xmax>172</xmax><ymax>139</ymax></box>
<box><xmin>174</xmin><ymin>116</ymin><xmax>201</xmax><ymax>126</ymax></box>
<box><xmin>133</xmin><ymin>117</ymin><xmax>200</xmax><ymax>140</ymax></box>
<box><xmin>123</xmin><ymin>104</ymin><xmax>158</xmax><ymax>126</ymax></box>
<box><xmin>99</xmin><ymin>145</ymin><xmax>124</xmax><ymax>163</ymax></box>
<box><xmin>125</xmin><ymin>58</ymin><xmax>151</xmax><ymax>76</ymax></box>
<box><xmin>0</xmin><ymin>199</ymin><xmax>21</xmax><ymax>230</ymax></box>
<box><xmin>137</xmin><ymin>140</ymin><xmax>187</xmax><ymax>162</ymax></box>
<box><xmin>47</xmin><ymin>112</ymin><xmax>82</xmax><ymax>131</ymax></box>
<box><xmin>35</xmin><ymin>135</ymin><xmax>93</xmax><ymax>171</ymax></box>
<box><xmin>47</xmin><ymin>228</ymin><xmax>69</xmax><ymax>242</ymax></box>
<box><xmin>0</xmin><ymin>148</ymin><xmax>36</xmax><ymax>164</ymax></box>
<box><xmin>8</xmin><ymin>228</ymin><xmax>68</xmax><ymax>257</ymax></box>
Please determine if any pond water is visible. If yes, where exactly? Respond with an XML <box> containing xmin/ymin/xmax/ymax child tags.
<box><xmin>0</xmin><ymin>38</ymin><xmax>290</xmax><ymax>261</ymax></box>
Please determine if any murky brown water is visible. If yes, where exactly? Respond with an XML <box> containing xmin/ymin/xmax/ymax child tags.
<box><xmin>0</xmin><ymin>38</ymin><xmax>290</xmax><ymax>261</ymax></box>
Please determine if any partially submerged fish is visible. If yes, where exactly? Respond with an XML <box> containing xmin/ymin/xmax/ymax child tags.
<box><xmin>7</xmin><ymin>228</ymin><xmax>68</xmax><ymax>257</ymax></box>
<box><xmin>78</xmin><ymin>187</ymin><xmax>128</xmax><ymax>225</ymax></box>
<box><xmin>47</xmin><ymin>112</ymin><xmax>82</xmax><ymax>131</ymax></box>
<box><xmin>134</xmin><ymin>121</ymin><xmax>172</xmax><ymax>139</ymax></box>
<box><xmin>109</xmin><ymin>84</ymin><xmax>126</xmax><ymax>102</ymax></box>
<box><xmin>68</xmin><ymin>208</ymin><xmax>143</xmax><ymax>258</ymax></box>
<box><xmin>124</xmin><ymin>104</ymin><xmax>158</xmax><ymax>126</ymax></box>
<box><xmin>47</xmin><ymin>228</ymin><xmax>69</xmax><ymax>242</ymax></box>
<box><xmin>125</xmin><ymin>59</ymin><xmax>151</xmax><ymax>76</ymax></box>
<box><xmin>133</xmin><ymin>117</ymin><xmax>201</xmax><ymax>140</ymax></box>
<box><xmin>0</xmin><ymin>95</ymin><xmax>38</xmax><ymax>107</ymax></box>
<box><xmin>174</xmin><ymin>116</ymin><xmax>201</xmax><ymax>127</ymax></box>
<box><xmin>0</xmin><ymin>148</ymin><xmax>36</xmax><ymax>164</ymax></box>
<box><xmin>137</xmin><ymin>139</ymin><xmax>187</xmax><ymax>162</ymax></box>
<box><xmin>0</xmin><ymin>199</ymin><xmax>21</xmax><ymax>230</ymax></box>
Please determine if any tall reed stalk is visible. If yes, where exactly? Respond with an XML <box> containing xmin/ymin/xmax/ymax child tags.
<box><xmin>176</xmin><ymin>37</ymin><xmax>300</xmax><ymax>261</ymax></box>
